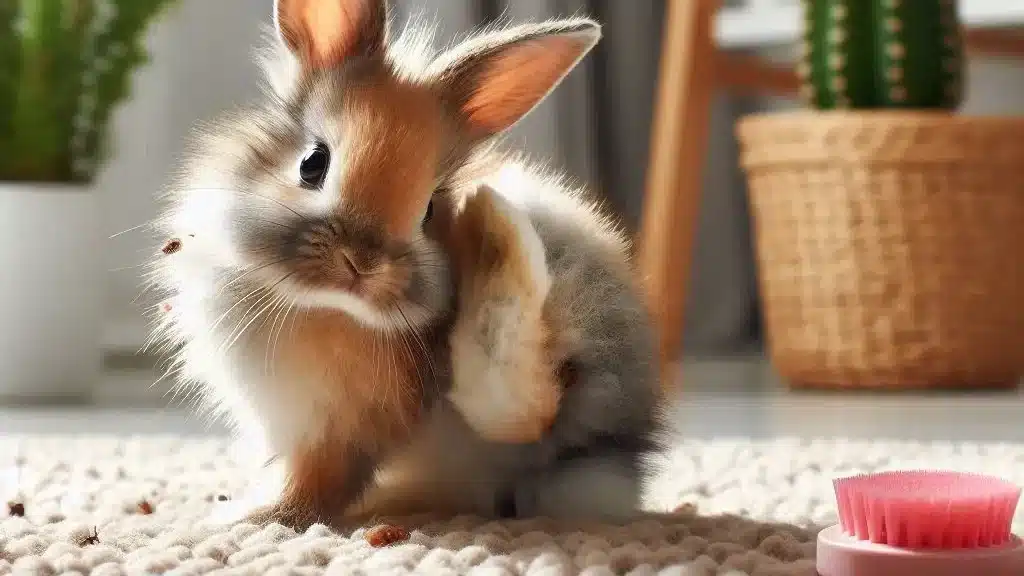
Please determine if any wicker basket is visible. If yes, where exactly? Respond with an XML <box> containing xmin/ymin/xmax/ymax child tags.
<box><xmin>737</xmin><ymin>111</ymin><xmax>1024</xmax><ymax>390</ymax></box>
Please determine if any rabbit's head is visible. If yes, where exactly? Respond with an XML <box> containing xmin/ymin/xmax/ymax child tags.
<box><xmin>160</xmin><ymin>0</ymin><xmax>600</xmax><ymax>330</ymax></box>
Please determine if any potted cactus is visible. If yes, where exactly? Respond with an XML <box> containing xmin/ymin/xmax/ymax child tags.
<box><xmin>0</xmin><ymin>0</ymin><xmax>175</xmax><ymax>401</ymax></box>
<box><xmin>736</xmin><ymin>0</ymin><xmax>1024</xmax><ymax>390</ymax></box>
<box><xmin>797</xmin><ymin>0</ymin><xmax>964</xmax><ymax>110</ymax></box>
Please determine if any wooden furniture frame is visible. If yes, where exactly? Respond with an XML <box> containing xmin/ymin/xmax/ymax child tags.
<box><xmin>638</xmin><ymin>0</ymin><xmax>1024</xmax><ymax>389</ymax></box>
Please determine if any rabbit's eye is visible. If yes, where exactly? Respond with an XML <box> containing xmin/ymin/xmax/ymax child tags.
<box><xmin>299</xmin><ymin>143</ymin><xmax>330</xmax><ymax>189</ymax></box>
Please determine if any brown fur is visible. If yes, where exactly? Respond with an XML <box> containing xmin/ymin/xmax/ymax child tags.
<box><xmin>242</xmin><ymin>307</ymin><xmax>446</xmax><ymax>529</ymax></box>
<box><xmin>247</xmin><ymin>425</ymin><xmax>368</xmax><ymax>528</ymax></box>
<box><xmin>328</xmin><ymin>71</ymin><xmax>445</xmax><ymax>239</ymax></box>
<box><xmin>281</xmin><ymin>312</ymin><xmax>432</xmax><ymax>447</ymax></box>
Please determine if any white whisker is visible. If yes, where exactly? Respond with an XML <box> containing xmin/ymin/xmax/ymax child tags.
<box><xmin>108</xmin><ymin>222</ymin><xmax>152</xmax><ymax>239</ymax></box>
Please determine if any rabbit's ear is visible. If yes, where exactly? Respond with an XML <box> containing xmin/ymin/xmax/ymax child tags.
<box><xmin>430</xmin><ymin>19</ymin><xmax>600</xmax><ymax>141</ymax></box>
<box><xmin>273</xmin><ymin>0</ymin><xmax>388</xmax><ymax>69</ymax></box>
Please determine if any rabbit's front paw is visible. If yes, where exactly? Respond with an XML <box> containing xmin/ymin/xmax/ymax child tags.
<box><xmin>448</xmin><ymin>185</ymin><xmax>559</xmax><ymax>444</ymax></box>
<box><xmin>243</xmin><ymin>501</ymin><xmax>321</xmax><ymax>532</ymax></box>
<box><xmin>448</xmin><ymin>318</ymin><xmax>560</xmax><ymax>444</ymax></box>
<box><xmin>454</xmin><ymin>184</ymin><xmax>550</xmax><ymax>303</ymax></box>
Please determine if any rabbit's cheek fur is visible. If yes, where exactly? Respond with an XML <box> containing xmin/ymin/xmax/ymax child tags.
<box><xmin>156</xmin><ymin>222</ymin><xmax>449</xmax><ymax>443</ymax></box>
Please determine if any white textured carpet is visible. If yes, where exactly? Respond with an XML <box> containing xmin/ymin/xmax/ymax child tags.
<box><xmin>0</xmin><ymin>436</ymin><xmax>1021</xmax><ymax>575</ymax></box>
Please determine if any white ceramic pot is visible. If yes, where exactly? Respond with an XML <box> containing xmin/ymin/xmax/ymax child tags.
<box><xmin>0</xmin><ymin>182</ymin><xmax>102</xmax><ymax>403</ymax></box>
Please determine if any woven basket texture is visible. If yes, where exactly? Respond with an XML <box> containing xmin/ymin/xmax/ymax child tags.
<box><xmin>737</xmin><ymin>111</ymin><xmax>1024</xmax><ymax>389</ymax></box>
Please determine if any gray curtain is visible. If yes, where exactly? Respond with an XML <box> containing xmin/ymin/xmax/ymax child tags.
<box><xmin>391</xmin><ymin>0</ymin><xmax>763</xmax><ymax>356</ymax></box>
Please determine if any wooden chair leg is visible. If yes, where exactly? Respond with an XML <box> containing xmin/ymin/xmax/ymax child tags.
<box><xmin>637</xmin><ymin>0</ymin><xmax>718</xmax><ymax>390</ymax></box>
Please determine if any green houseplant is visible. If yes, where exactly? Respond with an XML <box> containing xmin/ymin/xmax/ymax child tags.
<box><xmin>797</xmin><ymin>0</ymin><xmax>964</xmax><ymax>110</ymax></box>
<box><xmin>0</xmin><ymin>0</ymin><xmax>175</xmax><ymax>401</ymax></box>
<box><xmin>736</xmin><ymin>0</ymin><xmax>1024</xmax><ymax>390</ymax></box>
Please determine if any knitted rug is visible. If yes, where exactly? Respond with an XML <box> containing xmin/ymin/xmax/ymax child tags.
<box><xmin>0</xmin><ymin>436</ymin><xmax>1021</xmax><ymax>575</ymax></box>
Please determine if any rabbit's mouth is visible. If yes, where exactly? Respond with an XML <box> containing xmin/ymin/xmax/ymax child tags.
<box><xmin>256</xmin><ymin>252</ymin><xmax>449</xmax><ymax>333</ymax></box>
<box><xmin>290</xmin><ymin>246</ymin><xmax>384</xmax><ymax>296</ymax></box>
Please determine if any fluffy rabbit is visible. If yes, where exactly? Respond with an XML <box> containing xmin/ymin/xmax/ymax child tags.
<box><xmin>149</xmin><ymin>0</ymin><xmax>666</xmax><ymax>529</ymax></box>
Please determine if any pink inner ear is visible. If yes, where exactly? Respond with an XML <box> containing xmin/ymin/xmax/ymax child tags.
<box><xmin>305</xmin><ymin>1</ymin><xmax>352</xmax><ymax>64</ymax></box>
<box><xmin>278</xmin><ymin>0</ymin><xmax>371</xmax><ymax>68</ymax></box>
<box><xmin>463</xmin><ymin>35</ymin><xmax>589</xmax><ymax>135</ymax></box>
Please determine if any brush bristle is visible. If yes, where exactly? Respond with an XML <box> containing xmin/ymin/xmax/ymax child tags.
<box><xmin>834</xmin><ymin>470</ymin><xmax>1021</xmax><ymax>549</ymax></box>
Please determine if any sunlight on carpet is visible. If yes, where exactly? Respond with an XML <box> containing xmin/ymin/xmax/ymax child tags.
<box><xmin>0</xmin><ymin>436</ymin><xmax>1021</xmax><ymax>575</ymax></box>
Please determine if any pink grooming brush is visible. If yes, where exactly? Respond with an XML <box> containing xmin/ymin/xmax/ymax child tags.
<box><xmin>816</xmin><ymin>470</ymin><xmax>1024</xmax><ymax>576</ymax></box>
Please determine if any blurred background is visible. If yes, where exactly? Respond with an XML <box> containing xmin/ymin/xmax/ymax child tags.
<box><xmin>1</xmin><ymin>0</ymin><xmax>1022</xmax><ymax>441</ymax></box>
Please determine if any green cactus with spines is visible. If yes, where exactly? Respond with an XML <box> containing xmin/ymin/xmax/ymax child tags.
<box><xmin>0</xmin><ymin>0</ymin><xmax>177</xmax><ymax>183</ymax></box>
<box><xmin>797</xmin><ymin>0</ymin><xmax>965</xmax><ymax>110</ymax></box>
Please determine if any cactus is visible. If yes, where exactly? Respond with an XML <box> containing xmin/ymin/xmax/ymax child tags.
<box><xmin>0</xmin><ymin>0</ymin><xmax>177</xmax><ymax>184</ymax></box>
<box><xmin>797</xmin><ymin>0</ymin><xmax>965</xmax><ymax>110</ymax></box>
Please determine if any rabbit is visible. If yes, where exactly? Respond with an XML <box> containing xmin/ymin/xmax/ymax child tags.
<box><xmin>254</xmin><ymin>0</ymin><xmax>666</xmax><ymax>524</ymax></box>
<box><xmin>148</xmin><ymin>0</ymin><xmax>668</xmax><ymax>529</ymax></box>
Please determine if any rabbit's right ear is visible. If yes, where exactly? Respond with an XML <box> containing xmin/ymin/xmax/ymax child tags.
<box><xmin>273</xmin><ymin>0</ymin><xmax>388</xmax><ymax>70</ymax></box>
<box><xmin>429</xmin><ymin>19</ymin><xmax>600</xmax><ymax>142</ymax></box>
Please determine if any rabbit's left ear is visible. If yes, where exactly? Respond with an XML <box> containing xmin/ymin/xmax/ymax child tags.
<box><xmin>273</xmin><ymin>0</ymin><xmax>388</xmax><ymax>69</ymax></box>
<box><xmin>431</xmin><ymin>19</ymin><xmax>601</xmax><ymax>141</ymax></box>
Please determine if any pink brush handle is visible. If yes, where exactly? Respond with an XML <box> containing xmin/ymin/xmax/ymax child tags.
<box><xmin>817</xmin><ymin>524</ymin><xmax>1024</xmax><ymax>576</ymax></box>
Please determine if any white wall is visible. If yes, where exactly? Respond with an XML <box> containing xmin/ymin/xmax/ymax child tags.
<box><xmin>961</xmin><ymin>58</ymin><xmax>1024</xmax><ymax>114</ymax></box>
<box><xmin>100</xmin><ymin>0</ymin><xmax>273</xmax><ymax>350</ymax></box>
